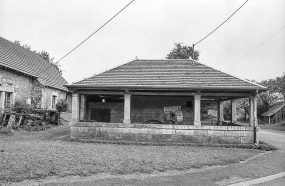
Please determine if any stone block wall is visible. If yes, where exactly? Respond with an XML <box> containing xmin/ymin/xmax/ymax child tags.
<box><xmin>42</xmin><ymin>86</ymin><xmax>67</xmax><ymax>109</ymax></box>
<box><xmin>86</xmin><ymin>102</ymin><xmax>124</xmax><ymax>123</ymax></box>
<box><xmin>131</xmin><ymin>96</ymin><xmax>194</xmax><ymax>124</ymax></box>
<box><xmin>71</xmin><ymin>122</ymin><xmax>257</xmax><ymax>144</ymax></box>
<box><xmin>0</xmin><ymin>67</ymin><xmax>68</xmax><ymax>110</ymax></box>
<box><xmin>0</xmin><ymin>68</ymin><xmax>33</xmax><ymax>104</ymax></box>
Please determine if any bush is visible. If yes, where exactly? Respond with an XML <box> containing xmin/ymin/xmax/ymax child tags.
<box><xmin>56</xmin><ymin>99</ymin><xmax>68</xmax><ymax>113</ymax></box>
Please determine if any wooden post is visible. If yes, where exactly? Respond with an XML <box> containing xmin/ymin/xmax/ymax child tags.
<box><xmin>268</xmin><ymin>116</ymin><xmax>270</xmax><ymax>124</ymax></box>
<box><xmin>123</xmin><ymin>94</ymin><xmax>131</xmax><ymax>125</ymax></box>
<box><xmin>194</xmin><ymin>94</ymin><xmax>201</xmax><ymax>125</ymax></box>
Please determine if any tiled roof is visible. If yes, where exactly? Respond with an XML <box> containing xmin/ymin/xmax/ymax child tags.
<box><xmin>261</xmin><ymin>102</ymin><xmax>285</xmax><ymax>117</ymax></box>
<box><xmin>68</xmin><ymin>59</ymin><xmax>266</xmax><ymax>90</ymax></box>
<box><xmin>0</xmin><ymin>36</ymin><xmax>68</xmax><ymax>91</ymax></box>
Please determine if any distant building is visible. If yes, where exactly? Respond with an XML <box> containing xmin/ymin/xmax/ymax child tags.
<box><xmin>0</xmin><ymin>36</ymin><xmax>70</xmax><ymax>114</ymax></box>
<box><xmin>261</xmin><ymin>101</ymin><xmax>285</xmax><ymax>124</ymax></box>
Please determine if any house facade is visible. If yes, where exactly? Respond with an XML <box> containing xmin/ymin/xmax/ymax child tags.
<box><xmin>0</xmin><ymin>36</ymin><xmax>70</xmax><ymax>114</ymax></box>
<box><xmin>66</xmin><ymin>59</ymin><xmax>266</xmax><ymax>144</ymax></box>
<box><xmin>261</xmin><ymin>102</ymin><xmax>285</xmax><ymax>124</ymax></box>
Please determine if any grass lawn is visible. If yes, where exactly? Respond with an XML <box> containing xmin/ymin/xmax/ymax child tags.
<box><xmin>0</xmin><ymin>125</ymin><xmax>263</xmax><ymax>183</ymax></box>
<box><xmin>259</xmin><ymin>121</ymin><xmax>285</xmax><ymax>131</ymax></box>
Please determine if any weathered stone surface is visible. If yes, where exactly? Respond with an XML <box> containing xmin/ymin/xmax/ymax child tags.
<box><xmin>208</xmin><ymin>130</ymin><xmax>225</xmax><ymax>136</ymax></box>
<box><xmin>71</xmin><ymin>122</ymin><xmax>255</xmax><ymax>144</ymax></box>
<box><xmin>194</xmin><ymin>130</ymin><xmax>208</xmax><ymax>136</ymax></box>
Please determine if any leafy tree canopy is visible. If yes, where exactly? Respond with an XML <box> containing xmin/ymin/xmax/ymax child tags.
<box><xmin>166</xmin><ymin>43</ymin><xmax>200</xmax><ymax>60</ymax></box>
<box><xmin>14</xmin><ymin>40</ymin><xmax>62</xmax><ymax>74</ymax></box>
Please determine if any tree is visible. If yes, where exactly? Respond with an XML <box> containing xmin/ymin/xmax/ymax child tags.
<box><xmin>257</xmin><ymin>76</ymin><xmax>284</xmax><ymax>117</ymax></box>
<box><xmin>166</xmin><ymin>43</ymin><xmax>200</xmax><ymax>60</ymax></box>
<box><xmin>14</xmin><ymin>40</ymin><xmax>62</xmax><ymax>74</ymax></box>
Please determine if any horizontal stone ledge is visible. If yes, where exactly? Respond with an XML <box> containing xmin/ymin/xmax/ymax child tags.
<box><xmin>73</xmin><ymin>122</ymin><xmax>254</xmax><ymax>131</ymax></box>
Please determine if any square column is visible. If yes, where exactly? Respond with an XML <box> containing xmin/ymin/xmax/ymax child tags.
<box><xmin>249</xmin><ymin>96</ymin><xmax>254</xmax><ymax>126</ymax></box>
<box><xmin>123</xmin><ymin>94</ymin><xmax>131</xmax><ymax>125</ymax></box>
<box><xmin>253</xmin><ymin>95</ymin><xmax>259</xmax><ymax>143</ymax></box>
<box><xmin>71</xmin><ymin>93</ymin><xmax>79</xmax><ymax>125</ymax></box>
<box><xmin>218</xmin><ymin>101</ymin><xmax>224</xmax><ymax>125</ymax></box>
<box><xmin>79</xmin><ymin>95</ymin><xmax>86</xmax><ymax>121</ymax></box>
<box><xmin>253</xmin><ymin>96</ymin><xmax>258</xmax><ymax>127</ymax></box>
<box><xmin>194</xmin><ymin>94</ymin><xmax>201</xmax><ymax>126</ymax></box>
<box><xmin>0</xmin><ymin>92</ymin><xmax>5</xmax><ymax>109</ymax></box>
<box><xmin>11</xmin><ymin>92</ymin><xmax>15</xmax><ymax>107</ymax></box>
<box><xmin>0</xmin><ymin>92</ymin><xmax>5</xmax><ymax>115</ymax></box>
<box><xmin>231</xmin><ymin>99</ymin><xmax>237</xmax><ymax>124</ymax></box>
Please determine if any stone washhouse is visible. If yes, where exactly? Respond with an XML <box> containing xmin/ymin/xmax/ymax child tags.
<box><xmin>66</xmin><ymin>59</ymin><xmax>267</xmax><ymax>144</ymax></box>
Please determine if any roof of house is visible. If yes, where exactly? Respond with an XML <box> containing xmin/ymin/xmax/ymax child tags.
<box><xmin>261</xmin><ymin>102</ymin><xmax>285</xmax><ymax>117</ymax></box>
<box><xmin>67</xmin><ymin>59</ymin><xmax>266</xmax><ymax>91</ymax></box>
<box><xmin>0</xmin><ymin>36</ymin><xmax>68</xmax><ymax>91</ymax></box>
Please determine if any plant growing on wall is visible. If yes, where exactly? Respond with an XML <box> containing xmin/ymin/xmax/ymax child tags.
<box><xmin>56</xmin><ymin>99</ymin><xmax>68</xmax><ymax>113</ymax></box>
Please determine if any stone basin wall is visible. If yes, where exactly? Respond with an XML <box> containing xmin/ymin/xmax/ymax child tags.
<box><xmin>71</xmin><ymin>122</ymin><xmax>258</xmax><ymax>144</ymax></box>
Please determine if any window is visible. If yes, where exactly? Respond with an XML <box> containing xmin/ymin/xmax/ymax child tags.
<box><xmin>52</xmin><ymin>95</ymin><xmax>57</xmax><ymax>109</ymax></box>
<box><xmin>5</xmin><ymin>92</ymin><xmax>11</xmax><ymax>107</ymax></box>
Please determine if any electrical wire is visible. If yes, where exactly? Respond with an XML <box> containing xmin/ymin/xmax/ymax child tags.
<box><xmin>226</xmin><ymin>25</ymin><xmax>285</xmax><ymax>70</ymax></box>
<box><xmin>195</xmin><ymin>0</ymin><xmax>249</xmax><ymax>46</ymax></box>
<box><xmin>55</xmin><ymin>0</ymin><xmax>135</xmax><ymax>64</ymax></box>
<box><xmin>211</xmin><ymin>0</ymin><xmax>279</xmax><ymax>65</ymax></box>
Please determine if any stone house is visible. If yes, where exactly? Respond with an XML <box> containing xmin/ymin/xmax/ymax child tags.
<box><xmin>66</xmin><ymin>59</ymin><xmax>266</xmax><ymax>144</ymax></box>
<box><xmin>0</xmin><ymin>36</ymin><xmax>70</xmax><ymax>114</ymax></box>
<box><xmin>261</xmin><ymin>101</ymin><xmax>285</xmax><ymax>124</ymax></box>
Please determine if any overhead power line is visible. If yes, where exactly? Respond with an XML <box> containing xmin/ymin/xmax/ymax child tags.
<box><xmin>55</xmin><ymin>0</ymin><xmax>135</xmax><ymax>63</ymax></box>
<box><xmin>226</xmin><ymin>25</ymin><xmax>285</xmax><ymax>70</ymax></box>
<box><xmin>195</xmin><ymin>0</ymin><xmax>249</xmax><ymax>46</ymax></box>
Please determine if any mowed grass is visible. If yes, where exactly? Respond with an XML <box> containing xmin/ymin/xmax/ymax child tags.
<box><xmin>0</xmin><ymin>125</ymin><xmax>263</xmax><ymax>183</ymax></box>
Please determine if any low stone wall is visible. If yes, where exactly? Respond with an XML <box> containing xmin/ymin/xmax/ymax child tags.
<box><xmin>71</xmin><ymin>122</ymin><xmax>258</xmax><ymax>144</ymax></box>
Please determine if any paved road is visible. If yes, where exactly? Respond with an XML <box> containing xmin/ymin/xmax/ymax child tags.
<box><xmin>12</xmin><ymin>130</ymin><xmax>285</xmax><ymax>186</ymax></box>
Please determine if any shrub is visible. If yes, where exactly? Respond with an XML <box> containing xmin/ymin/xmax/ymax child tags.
<box><xmin>56</xmin><ymin>99</ymin><xmax>68</xmax><ymax>113</ymax></box>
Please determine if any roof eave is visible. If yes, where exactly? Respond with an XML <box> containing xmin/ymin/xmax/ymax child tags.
<box><xmin>65</xmin><ymin>84</ymin><xmax>267</xmax><ymax>92</ymax></box>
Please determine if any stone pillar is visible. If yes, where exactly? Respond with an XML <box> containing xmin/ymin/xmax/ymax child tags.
<box><xmin>79</xmin><ymin>95</ymin><xmax>85</xmax><ymax>121</ymax></box>
<box><xmin>0</xmin><ymin>91</ymin><xmax>5</xmax><ymax>109</ymax></box>
<box><xmin>71</xmin><ymin>93</ymin><xmax>79</xmax><ymax>125</ymax></box>
<box><xmin>253</xmin><ymin>96</ymin><xmax>258</xmax><ymax>127</ymax></box>
<box><xmin>253</xmin><ymin>95</ymin><xmax>259</xmax><ymax>143</ymax></box>
<box><xmin>218</xmin><ymin>101</ymin><xmax>224</xmax><ymax>125</ymax></box>
<box><xmin>123</xmin><ymin>94</ymin><xmax>131</xmax><ymax>125</ymax></box>
<box><xmin>0</xmin><ymin>91</ymin><xmax>5</xmax><ymax>116</ymax></box>
<box><xmin>249</xmin><ymin>96</ymin><xmax>254</xmax><ymax>126</ymax></box>
<box><xmin>10</xmin><ymin>92</ymin><xmax>15</xmax><ymax>107</ymax></box>
<box><xmin>194</xmin><ymin>94</ymin><xmax>201</xmax><ymax>126</ymax></box>
<box><xmin>231</xmin><ymin>99</ymin><xmax>237</xmax><ymax>124</ymax></box>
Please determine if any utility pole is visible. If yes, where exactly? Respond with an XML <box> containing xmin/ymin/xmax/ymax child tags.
<box><xmin>192</xmin><ymin>44</ymin><xmax>195</xmax><ymax>65</ymax></box>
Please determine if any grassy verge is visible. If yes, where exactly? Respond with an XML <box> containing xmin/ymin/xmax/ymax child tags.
<box><xmin>0</xmin><ymin>125</ymin><xmax>266</xmax><ymax>183</ymax></box>
<box><xmin>259</xmin><ymin>121</ymin><xmax>285</xmax><ymax>131</ymax></box>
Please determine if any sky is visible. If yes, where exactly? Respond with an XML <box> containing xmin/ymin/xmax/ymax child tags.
<box><xmin>0</xmin><ymin>0</ymin><xmax>284</xmax><ymax>84</ymax></box>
